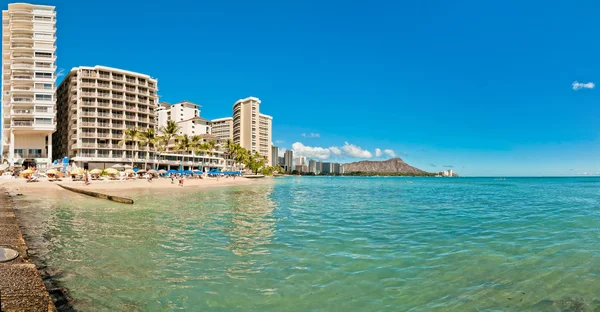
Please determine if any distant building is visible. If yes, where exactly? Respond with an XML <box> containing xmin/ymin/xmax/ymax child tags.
<box><xmin>333</xmin><ymin>163</ymin><xmax>344</xmax><ymax>174</ymax></box>
<box><xmin>284</xmin><ymin>150</ymin><xmax>293</xmax><ymax>172</ymax></box>
<box><xmin>271</xmin><ymin>146</ymin><xmax>278</xmax><ymax>167</ymax></box>
<box><xmin>308</xmin><ymin>159</ymin><xmax>317</xmax><ymax>174</ymax></box>
<box><xmin>316</xmin><ymin>161</ymin><xmax>322</xmax><ymax>174</ymax></box>
<box><xmin>278</xmin><ymin>156</ymin><xmax>285</xmax><ymax>166</ymax></box>
<box><xmin>321</xmin><ymin>162</ymin><xmax>332</xmax><ymax>174</ymax></box>
<box><xmin>295</xmin><ymin>156</ymin><xmax>306</xmax><ymax>166</ymax></box>
<box><xmin>295</xmin><ymin>164</ymin><xmax>308</xmax><ymax>173</ymax></box>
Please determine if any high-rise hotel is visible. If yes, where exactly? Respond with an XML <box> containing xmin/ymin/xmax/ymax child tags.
<box><xmin>212</xmin><ymin>97</ymin><xmax>273</xmax><ymax>165</ymax></box>
<box><xmin>1</xmin><ymin>3</ymin><xmax>56</xmax><ymax>166</ymax></box>
<box><xmin>53</xmin><ymin>66</ymin><xmax>159</xmax><ymax>169</ymax></box>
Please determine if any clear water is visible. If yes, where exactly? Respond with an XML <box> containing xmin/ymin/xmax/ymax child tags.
<box><xmin>12</xmin><ymin>177</ymin><xmax>600</xmax><ymax>311</ymax></box>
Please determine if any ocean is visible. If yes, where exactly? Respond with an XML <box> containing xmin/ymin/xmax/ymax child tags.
<box><xmin>12</xmin><ymin>177</ymin><xmax>600</xmax><ymax>311</ymax></box>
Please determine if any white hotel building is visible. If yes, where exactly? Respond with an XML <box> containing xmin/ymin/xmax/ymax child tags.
<box><xmin>53</xmin><ymin>66</ymin><xmax>159</xmax><ymax>169</ymax></box>
<box><xmin>1</xmin><ymin>3</ymin><xmax>56</xmax><ymax>167</ymax></box>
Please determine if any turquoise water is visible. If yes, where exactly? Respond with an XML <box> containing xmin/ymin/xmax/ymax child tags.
<box><xmin>13</xmin><ymin>177</ymin><xmax>600</xmax><ymax>311</ymax></box>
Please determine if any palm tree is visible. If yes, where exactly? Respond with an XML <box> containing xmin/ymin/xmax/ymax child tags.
<box><xmin>159</xmin><ymin>120</ymin><xmax>180</xmax><ymax>152</ymax></box>
<box><xmin>119</xmin><ymin>127</ymin><xmax>140</xmax><ymax>167</ymax></box>
<box><xmin>138</xmin><ymin>128</ymin><xmax>156</xmax><ymax>170</ymax></box>
<box><xmin>204</xmin><ymin>140</ymin><xmax>217</xmax><ymax>157</ymax></box>
<box><xmin>175</xmin><ymin>134</ymin><xmax>191</xmax><ymax>170</ymax></box>
<box><xmin>222</xmin><ymin>139</ymin><xmax>236</xmax><ymax>169</ymax></box>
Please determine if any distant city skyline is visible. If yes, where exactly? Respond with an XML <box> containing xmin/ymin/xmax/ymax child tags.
<box><xmin>3</xmin><ymin>0</ymin><xmax>599</xmax><ymax>176</ymax></box>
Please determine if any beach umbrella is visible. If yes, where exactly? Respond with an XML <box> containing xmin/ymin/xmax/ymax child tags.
<box><xmin>124</xmin><ymin>169</ymin><xmax>135</xmax><ymax>174</ymax></box>
<box><xmin>70</xmin><ymin>168</ymin><xmax>84</xmax><ymax>175</ymax></box>
<box><xmin>111</xmin><ymin>164</ymin><xmax>124</xmax><ymax>170</ymax></box>
<box><xmin>90</xmin><ymin>168</ymin><xmax>102</xmax><ymax>174</ymax></box>
<box><xmin>137</xmin><ymin>169</ymin><xmax>147</xmax><ymax>174</ymax></box>
<box><xmin>147</xmin><ymin>169</ymin><xmax>157</xmax><ymax>174</ymax></box>
<box><xmin>22</xmin><ymin>169</ymin><xmax>33</xmax><ymax>174</ymax></box>
<box><xmin>104</xmin><ymin>168</ymin><xmax>118</xmax><ymax>175</ymax></box>
<box><xmin>46</xmin><ymin>169</ymin><xmax>58</xmax><ymax>175</ymax></box>
<box><xmin>158</xmin><ymin>169</ymin><xmax>167</xmax><ymax>174</ymax></box>
<box><xmin>123</xmin><ymin>165</ymin><xmax>133</xmax><ymax>169</ymax></box>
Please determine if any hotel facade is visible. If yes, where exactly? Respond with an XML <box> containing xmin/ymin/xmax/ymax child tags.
<box><xmin>53</xmin><ymin>66</ymin><xmax>159</xmax><ymax>169</ymax></box>
<box><xmin>231</xmin><ymin>97</ymin><xmax>272</xmax><ymax>165</ymax></box>
<box><xmin>1</xmin><ymin>3</ymin><xmax>56</xmax><ymax>167</ymax></box>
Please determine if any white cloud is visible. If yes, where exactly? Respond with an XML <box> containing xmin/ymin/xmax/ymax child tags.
<box><xmin>278</xmin><ymin>148</ymin><xmax>287</xmax><ymax>158</ymax></box>
<box><xmin>292</xmin><ymin>142</ymin><xmax>331</xmax><ymax>160</ymax></box>
<box><xmin>572</xmin><ymin>81</ymin><xmax>595</xmax><ymax>90</ymax></box>
<box><xmin>384</xmin><ymin>149</ymin><xmax>397</xmax><ymax>157</ymax></box>
<box><xmin>342</xmin><ymin>142</ymin><xmax>372</xmax><ymax>158</ymax></box>
<box><xmin>329</xmin><ymin>146</ymin><xmax>342</xmax><ymax>155</ymax></box>
<box><xmin>375</xmin><ymin>148</ymin><xmax>382</xmax><ymax>157</ymax></box>
<box><xmin>301</xmin><ymin>133</ymin><xmax>321</xmax><ymax>138</ymax></box>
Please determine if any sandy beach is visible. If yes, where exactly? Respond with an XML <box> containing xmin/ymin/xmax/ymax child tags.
<box><xmin>0</xmin><ymin>175</ymin><xmax>272</xmax><ymax>198</ymax></box>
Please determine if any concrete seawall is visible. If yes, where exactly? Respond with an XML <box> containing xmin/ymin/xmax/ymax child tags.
<box><xmin>0</xmin><ymin>189</ymin><xmax>56</xmax><ymax>311</ymax></box>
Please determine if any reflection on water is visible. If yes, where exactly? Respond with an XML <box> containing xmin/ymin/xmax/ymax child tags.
<box><xmin>11</xmin><ymin>178</ymin><xmax>600</xmax><ymax>311</ymax></box>
<box><xmin>224</xmin><ymin>185</ymin><xmax>276</xmax><ymax>256</ymax></box>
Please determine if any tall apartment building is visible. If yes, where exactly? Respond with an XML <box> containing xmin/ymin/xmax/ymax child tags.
<box><xmin>271</xmin><ymin>145</ymin><xmax>278</xmax><ymax>167</ymax></box>
<box><xmin>283</xmin><ymin>149</ymin><xmax>293</xmax><ymax>173</ymax></box>
<box><xmin>295</xmin><ymin>156</ymin><xmax>306</xmax><ymax>166</ymax></box>
<box><xmin>2</xmin><ymin>3</ymin><xmax>56</xmax><ymax>167</ymax></box>
<box><xmin>308</xmin><ymin>159</ymin><xmax>317</xmax><ymax>174</ymax></box>
<box><xmin>53</xmin><ymin>66</ymin><xmax>159</xmax><ymax>169</ymax></box>
<box><xmin>211</xmin><ymin>117</ymin><xmax>233</xmax><ymax>141</ymax></box>
<box><xmin>231</xmin><ymin>97</ymin><xmax>273</xmax><ymax>165</ymax></box>
<box><xmin>155</xmin><ymin>101</ymin><xmax>211</xmax><ymax>136</ymax></box>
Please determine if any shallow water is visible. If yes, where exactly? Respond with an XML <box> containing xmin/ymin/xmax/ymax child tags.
<box><xmin>12</xmin><ymin>177</ymin><xmax>600</xmax><ymax>311</ymax></box>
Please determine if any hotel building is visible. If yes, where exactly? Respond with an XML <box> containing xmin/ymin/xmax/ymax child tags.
<box><xmin>2</xmin><ymin>3</ymin><xmax>56</xmax><ymax>167</ymax></box>
<box><xmin>231</xmin><ymin>97</ymin><xmax>272</xmax><ymax>165</ymax></box>
<box><xmin>210</xmin><ymin>117</ymin><xmax>233</xmax><ymax>141</ymax></box>
<box><xmin>155</xmin><ymin>100</ymin><xmax>225</xmax><ymax>170</ymax></box>
<box><xmin>155</xmin><ymin>101</ymin><xmax>211</xmax><ymax>136</ymax></box>
<box><xmin>53</xmin><ymin>66</ymin><xmax>158</xmax><ymax>169</ymax></box>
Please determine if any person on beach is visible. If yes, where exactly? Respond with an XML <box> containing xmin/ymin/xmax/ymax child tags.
<box><xmin>84</xmin><ymin>170</ymin><xmax>90</xmax><ymax>185</ymax></box>
<box><xmin>170</xmin><ymin>174</ymin><xmax>175</xmax><ymax>184</ymax></box>
<box><xmin>179</xmin><ymin>177</ymin><xmax>184</xmax><ymax>187</ymax></box>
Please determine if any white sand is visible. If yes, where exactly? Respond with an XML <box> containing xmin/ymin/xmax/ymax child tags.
<box><xmin>0</xmin><ymin>176</ymin><xmax>272</xmax><ymax>197</ymax></box>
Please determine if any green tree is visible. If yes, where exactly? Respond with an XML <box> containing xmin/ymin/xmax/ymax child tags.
<box><xmin>118</xmin><ymin>127</ymin><xmax>140</xmax><ymax>167</ymax></box>
<box><xmin>159</xmin><ymin>120</ymin><xmax>180</xmax><ymax>153</ymax></box>
<box><xmin>175</xmin><ymin>134</ymin><xmax>191</xmax><ymax>170</ymax></box>
<box><xmin>245</xmin><ymin>151</ymin><xmax>267</xmax><ymax>174</ymax></box>
<box><xmin>138</xmin><ymin>128</ymin><xmax>157</xmax><ymax>170</ymax></box>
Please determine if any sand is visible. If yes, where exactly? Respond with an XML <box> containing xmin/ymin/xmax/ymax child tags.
<box><xmin>0</xmin><ymin>175</ymin><xmax>272</xmax><ymax>198</ymax></box>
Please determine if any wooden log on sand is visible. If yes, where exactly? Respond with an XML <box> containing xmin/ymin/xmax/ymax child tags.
<box><xmin>56</xmin><ymin>184</ymin><xmax>134</xmax><ymax>204</ymax></box>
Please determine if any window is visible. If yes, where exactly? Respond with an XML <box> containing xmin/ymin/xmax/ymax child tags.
<box><xmin>35</xmin><ymin>72</ymin><xmax>52</xmax><ymax>79</ymax></box>
<box><xmin>28</xmin><ymin>149</ymin><xmax>42</xmax><ymax>157</ymax></box>
<box><xmin>35</xmin><ymin>52</ymin><xmax>52</xmax><ymax>58</ymax></box>
<box><xmin>35</xmin><ymin>94</ymin><xmax>52</xmax><ymax>101</ymax></box>
<box><xmin>35</xmin><ymin>118</ymin><xmax>52</xmax><ymax>124</ymax></box>
<box><xmin>14</xmin><ymin>149</ymin><xmax>25</xmax><ymax>156</ymax></box>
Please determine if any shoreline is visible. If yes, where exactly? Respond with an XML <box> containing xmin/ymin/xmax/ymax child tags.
<box><xmin>0</xmin><ymin>176</ymin><xmax>273</xmax><ymax>198</ymax></box>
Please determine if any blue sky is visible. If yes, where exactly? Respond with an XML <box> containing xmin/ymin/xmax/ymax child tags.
<box><xmin>6</xmin><ymin>0</ymin><xmax>600</xmax><ymax>176</ymax></box>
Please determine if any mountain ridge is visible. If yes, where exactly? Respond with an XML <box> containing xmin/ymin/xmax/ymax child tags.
<box><xmin>343</xmin><ymin>157</ymin><xmax>428</xmax><ymax>174</ymax></box>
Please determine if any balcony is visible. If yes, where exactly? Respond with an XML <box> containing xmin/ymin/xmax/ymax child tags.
<box><xmin>97</xmin><ymin>133</ymin><xmax>112</xmax><ymax>138</ymax></box>
<box><xmin>81</xmin><ymin>132</ymin><xmax>96</xmax><ymax>138</ymax></box>
<box><xmin>13</xmin><ymin>97</ymin><xmax>34</xmax><ymax>103</ymax></box>
<box><xmin>97</xmin><ymin>102</ymin><xmax>110</xmax><ymax>107</ymax></box>
<box><xmin>98</xmin><ymin>74</ymin><xmax>110</xmax><ymax>79</ymax></box>
<box><xmin>12</xmin><ymin>86</ymin><xmax>32</xmax><ymax>91</ymax></box>
<box><xmin>81</xmin><ymin>82</ymin><xmax>95</xmax><ymax>87</ymax></box>
<box><xmin>112</xmin><ymin>75</ymin><xmax>123</xmax><ymax>81</ymax></box>
<box><xmin>11</xmin><ymin>109</ymin><xmax>33</xmax><ymax>115</ymax></box>
<box><xmin>81</xmin><ymin>92</ymin><xmax>96</xmax><ymax>97</ymax></box>
<box><xmin>12</xmin><ymin>120</ymin><xmax>33</xmax><ymax>127</ymax></box>
<box><xmin>97</xmin><ymin>83</ymin><xmax>110</xmax><ymax>89</ymax></box>
<box><xmin>112</xmin><ymin>104</ymin><xmax>124</xmax><ymax>109</ymax></box>
<box><xmin>97</xmin><ymin>93</ymin><xmax>110</xmax><ymax>98</ymax></box>
<box><xmin>13</xmin><ymin>75</ymin><xmax>33</xmax><ymax>80</ymax></box>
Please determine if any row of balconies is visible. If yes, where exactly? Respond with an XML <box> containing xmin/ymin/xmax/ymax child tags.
<box><xmin>80</xmin><ymin>102</ymin><xmax>151</xmax><ymax>113</ymax></box>
<box><xmin>80</xmin><ymin>92</ymin><xmax>150</xmax><ymax>103</ymax></box>
<box><xmin>79</xmin><ymin>72</ymin><xmax>155</xmax><ymax>88</ymax></box>
<box><xmin>79</xmin><ymin>82</ymin><xmax>151</xmax><ymax>95</ymax></box>
<box><xmin>80</xmin><ymin>122</ymin><xmax>147</xmax><ymax>129</ymax></box>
